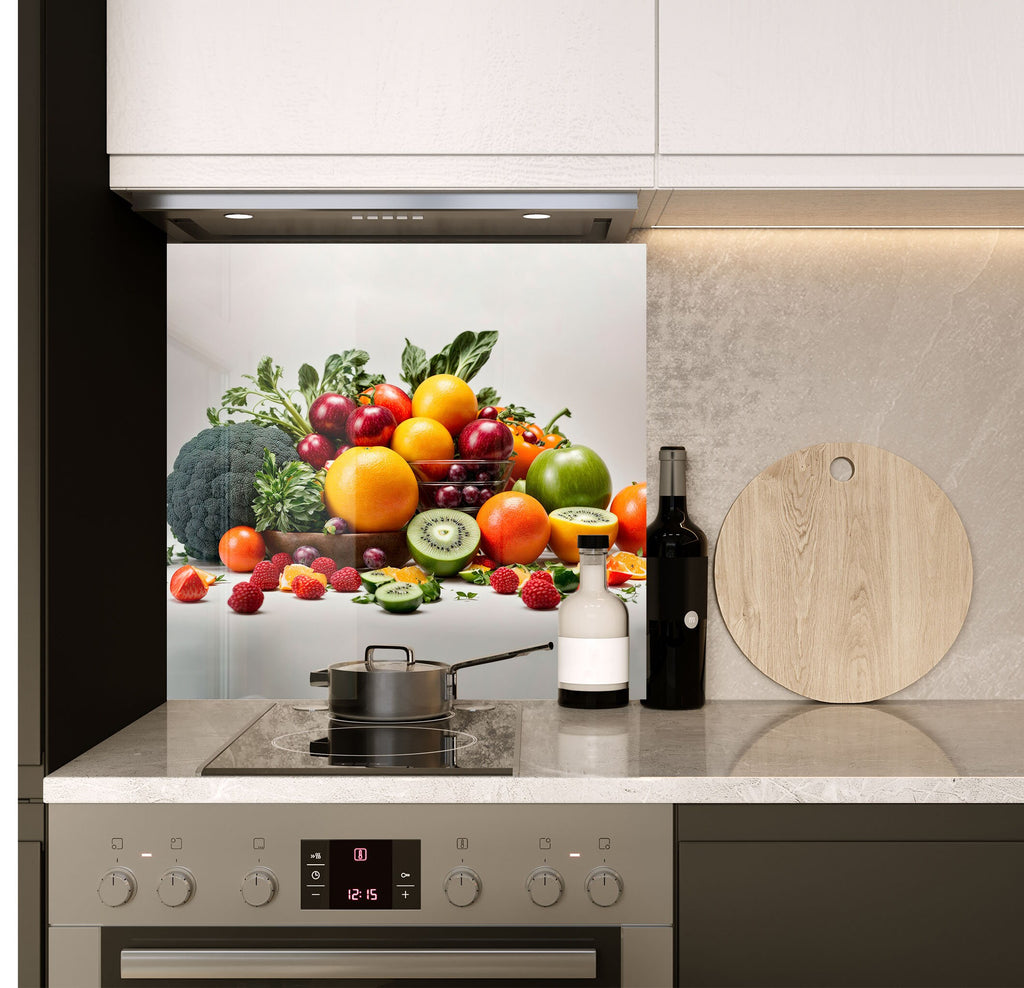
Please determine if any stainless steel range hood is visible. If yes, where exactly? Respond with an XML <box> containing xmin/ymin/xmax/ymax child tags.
<box><xmin>120</xmin><ymin>191</ymin><xmax>639</xmax><ymax>243</ymax></box>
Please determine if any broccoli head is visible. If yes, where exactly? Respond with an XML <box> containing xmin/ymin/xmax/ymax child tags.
<box><xmin>167</xmin><ymin>423</ymin><xmax>299</xmax><ymax>561</ymax></box>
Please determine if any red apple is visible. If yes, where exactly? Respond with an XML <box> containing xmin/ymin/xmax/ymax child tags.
<box><xmin>346</xmin><ymin>405</ymin><xmax>397</xmax><ymax>446</ymax></box>
<box><xmin>457</xmin><ymin>419</ymin><xmax>514</xmax><ymax>460</ymax></box>
<box><xmin>309</xmin><ymin>392</ymin><xmax>358</xmax><ymax>439</ymax></box>
<box><xmin>359</xmin><ymin>383</ymin><xmax>412</xmax><ymax>425</ymax></box>
<box><xmin>297</xmin><ymin>432</ymin><xmax>335</xmax><ymax>469</ymax></box>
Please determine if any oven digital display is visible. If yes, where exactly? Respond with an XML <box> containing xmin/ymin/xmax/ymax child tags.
<box><xmin>300</xmin><ymin>839</ymin><xmax>420</xmax><ymax>909</ymax></box>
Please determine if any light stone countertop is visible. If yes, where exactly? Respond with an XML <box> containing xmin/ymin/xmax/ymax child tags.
<box><xmin>43</xmin><ymin>699</ymin><xmax>1024</xmax><ymax>804</ymax></box>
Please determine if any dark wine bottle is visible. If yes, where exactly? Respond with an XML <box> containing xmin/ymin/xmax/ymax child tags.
<box><xmin>642</xmin><ymin>446</ymin><xmax>708</xmax><ymax>710</ymax></box>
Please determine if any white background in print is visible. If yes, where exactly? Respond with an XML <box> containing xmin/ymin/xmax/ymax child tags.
<box><xmin>167</xmin><ymin>244</ymin><xmax>647</xmax><ymax>700</ymax></box>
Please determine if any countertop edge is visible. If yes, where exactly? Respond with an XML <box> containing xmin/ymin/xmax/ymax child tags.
<box><xmin>43</xmin><ymin>775</ymin><xmax>1024</xmax><ymax>805</ymax></box>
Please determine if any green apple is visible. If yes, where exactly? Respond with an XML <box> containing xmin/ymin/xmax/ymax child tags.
<box><xmin>525</xmin><ymin>444</ymin><xmax>612</xmax><ymax>513</ymax></box>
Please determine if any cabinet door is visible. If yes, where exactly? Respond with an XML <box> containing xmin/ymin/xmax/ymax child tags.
<box><xmin>677</xmin><ymin>840</ymin><xmax>1024</xmax><ymax>987</ymax></box>
<box><xmin>659</xmin><ymin>0</ymin><xmax>1024</xmax><ymax>155</ymax></box>
<box><xmin>108</xmin><ymin>0</ymin><xmax>655</xmax><ymax>156</ymax></box>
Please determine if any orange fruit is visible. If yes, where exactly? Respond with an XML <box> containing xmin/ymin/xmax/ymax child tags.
<box><xmin>609</xmin><ymin>482</ymin><xmax>647</xmax><ymax>554</ymax></box>
<box><xmin>410</xmin><ymin>374</ymin><xmax>478</xmax><ymax>437</ymax></box>
<box><xmin>279</xmin><ymin>564</ymin><xmax>328</xmax><ymax>592</ymax></box>
<box><xmin>390</xmin><ymin>416</ymin><xmax>455</xmax><ymax>475</ymax></box>
<box><xmin>392</xmin><ymin>564</ymin><xmax>433</xmax><ymax>584</ymax></box>
<box><xmin>322</xmin><ymin>446</ymin><xmax>419</xmax><ymax>533</ymax></box>
<box><xmin>218</xmin><ymin>526</ymin><xmax>266</xmax><ymax>572</ymax></box>
<box><xmin>475</xmin><ymin>491</ymin><xmax>551</xmax><ymax>565</ymax></box>
<box><xmin>607</xmin><ymin>551</ymin><xmax>646</xmax><ymax>581</ymax></box>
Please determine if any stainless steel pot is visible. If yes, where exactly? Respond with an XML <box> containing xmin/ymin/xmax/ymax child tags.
<box><xmin>310</xmin><ymin>642</ymin><xmax>554</xmax><ymax>722</ymax></box>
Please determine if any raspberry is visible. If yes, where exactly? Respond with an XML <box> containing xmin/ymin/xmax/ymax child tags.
<box><xmin>249</xmin><ymin>559</ymin><xmax>279</xmax><ymax>591</ymax></box>
<box><xmin>531</xmin><ymin>570</ymin><xmax>554</xmax><ymax>583</ymax></box>
<box><xmin>227</xmin><ymin>581</ymin><xmax>264</xmax><ymax>614</ymax></box>
<box><xmin>330</xmin><ymin>567</ymin><xmax>362</xmax><ymax>593</ymax></box>
<box><xmin>270</xmin><ymin>552</ymin><xmax>293</xmax><ymax>572</ymax></box>
<box><xmin>292</xmin><ymin>574</ymin><xmax>326</xmax><ymax>600</ymax></box>
<box><xmin>311</xmin><ymin>556</ymin><xmax>337</xmax><ymax>576</ymax></box>
<box><xmin>520</xmin><ymin>575</ymin><xmax>562</xmax><ymax>610</ymax></box>
<box><xmin>489</xmin><ymin>567</ymin><xmax>520</xmax><ymax>595</ymax></box>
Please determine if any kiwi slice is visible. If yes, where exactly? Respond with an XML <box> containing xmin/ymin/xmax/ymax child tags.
<box><xmin>406</xmin><ymin>509</ymin><xmax>482</xmax><ymax>577</ymax></box>
<box><xmin>374</xmin><ymin>581</ymin><xmax>424</xmax><ymax>613</ymax></box>
<box><xmin>549</xmin><ymin>506</ymin><xmax>618</xmax><ymax>524</ymax></box>
<box><xmin>361</xmin><ymin>569</ymin><xmax>396</xmax><ymax>593</ymax></box>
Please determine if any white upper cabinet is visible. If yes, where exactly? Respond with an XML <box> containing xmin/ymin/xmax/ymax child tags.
<box><xmin>658</xmin><ymin>0</ymin><xmax>1024</xmax><ymax>187</ymax></box>
<box><xmin>108</xmin><ymin>0</ymin><xmax>656</xmax><ymax>189</ymax></box>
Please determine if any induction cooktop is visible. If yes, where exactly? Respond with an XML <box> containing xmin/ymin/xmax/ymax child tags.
<box><xmin>201</xmin><ymin>701</ymin><xmax>520</xmax><ymax>776</ymax></box>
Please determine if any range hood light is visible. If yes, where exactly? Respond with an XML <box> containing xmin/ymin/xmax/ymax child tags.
<box><xmin>523</xmin><ymin>212</ymin><xmax>551</xmax><ymax>220</ymax></box>
<box><xmin>223</xmin><ymin>212</ymin><xmax>254</xmax><ymax>220</ymax></box>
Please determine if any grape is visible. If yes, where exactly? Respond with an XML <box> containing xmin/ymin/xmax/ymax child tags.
<box><xmin>436</xmin><ymin>486</ymin><xmax>463</xmax><ymax>509</ymax></box>
<box><xmin>461</xmin><ymin>485</ymin><xmax>481</xmax><ymax>506</ymax></box>
<box><xmin>447</xmin><ymin>463</ymin><xmax>468</xmax><ymax>483</ymax></box>
<box><xmin>362</xmin><ymin>546</ymin><xmax>387</xmax><ymax>569</ymax></box>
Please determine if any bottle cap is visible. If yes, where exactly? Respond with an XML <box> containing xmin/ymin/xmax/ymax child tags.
<box><xmin>659</xmin><ymin>446</ymin><xmax>687</xmax><ymax>460</ymax></box>
<box><xmin>577</xmin><ymin>534</ymin><xmax>609</xmax><ymax>549</ymax></box>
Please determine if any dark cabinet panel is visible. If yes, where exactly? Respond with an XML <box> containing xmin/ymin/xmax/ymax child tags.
<box><xmin>676</xmin><ymin>807</ymin><xmax>1024</xmax><ymax>988</ymax></box>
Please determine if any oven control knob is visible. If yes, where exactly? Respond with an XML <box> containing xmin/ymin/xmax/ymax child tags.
<box><xmin>443</xmin><ymin>867</ymin><xmax>481</xmax><ymax>907</ymax></box>
<box><xmin>585</xmin><ymin>867</ymin><xmax>623</xmax><ymax>907</ymax></box>
<box><xmin>526</xmin><ymin>867</ymin><xmax>564</xmax><ymax>907</ymax></box>
<box><xmin>241</xmin><ymin>867</ymin><xmax>278</xmax><ymax>907</ymax></box>
<box><xmin>157</xmin><ymin>868</ymin><xmax>196</xmax><ymax>907</ymax></box>
<box><xmin>98</xmin><ymin>868</ymin><xmax>136</xmax><ymax>907</ymax></box>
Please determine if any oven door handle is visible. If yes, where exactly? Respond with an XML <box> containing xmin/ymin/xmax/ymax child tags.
<box><xmin>121</xmin><ymin>947</ymin><xmax>598</xmax><ymax>980</ymax></box>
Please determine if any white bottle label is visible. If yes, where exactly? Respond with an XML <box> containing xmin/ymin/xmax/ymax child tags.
<box><xmin>557</xmin><ymin>636</ymin><xmax>629</xmax><ymax>691</ymax></box>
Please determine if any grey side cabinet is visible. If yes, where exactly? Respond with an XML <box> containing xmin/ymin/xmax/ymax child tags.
<box><xmin>675</xmin><ymin>805</ymin><xmax>1024</xmax><ymax>988</ymax></box>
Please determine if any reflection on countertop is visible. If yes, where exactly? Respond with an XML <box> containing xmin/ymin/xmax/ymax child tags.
<box><xmin>43</xmin><ymin>699</ymin><xmax>1024</xmax><ymax>805</ymax></box>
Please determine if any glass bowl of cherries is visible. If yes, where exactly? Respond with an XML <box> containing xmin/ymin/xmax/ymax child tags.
<box><xmin>409</xmin><ymin>460</ymin><xmax>514</xmax><ymax>514</ymax></box>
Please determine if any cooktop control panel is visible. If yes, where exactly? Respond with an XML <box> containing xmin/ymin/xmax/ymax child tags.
<box><xmin>49</xmin><ymin>803</ymin><xmax>672</xmax><ymax>927</ymax></box>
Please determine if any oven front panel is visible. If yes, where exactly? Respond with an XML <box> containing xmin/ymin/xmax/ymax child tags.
<box><xmin>49</xmin><ymin>803</ymin><xmax>672</xmax><ymax>928</ymax></box>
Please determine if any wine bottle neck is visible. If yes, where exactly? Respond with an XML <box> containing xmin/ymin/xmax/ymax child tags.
<box><xmin>657</xmin><ymin>493</ymin><xmax>689</xmax><ymax>516</ymax></box>
<box><xmin>658</xmin><ymin>456</ymin><xmax>687</xmax><ymax>498</ymax></box>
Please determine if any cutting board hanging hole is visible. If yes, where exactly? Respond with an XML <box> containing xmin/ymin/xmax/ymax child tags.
<box><xmin>830</xmin><ymin>456</ymin><xmax>854</xmax><ymax>482</ymax></box>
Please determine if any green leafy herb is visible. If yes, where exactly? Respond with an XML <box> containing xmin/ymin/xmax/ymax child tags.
<box><xmin>455</xmin><ymin>591</ymin><xmax>478</xmax><ymax>601</ymax></box>
<box><xmin>207</xmin><ymin>351</ymin><xmax>385</xmax><ymax>440</ymax></box>
<box><xmin>420</xmin><ymin>578</ymin><xmax>443</xmax><ymax>603</ymax></box>
<box><xmin>475</xmin><ymin>385</ymin><xmax>500</xmax><ymax>409</ymax></box>
<box><xmin>460</xmin><ymin>569</ymin><xmax>491</xmax><ymax>586</ymax></box>
<box><xmin>351</xmin><ymin>594</ymin><xmax>376</xmax><ymax>605</ymax></box>
<box><xmin>399</xmin><ymin>331</ymin><xmax>499</xmax><ymax>392</ymax></box>
<box><xmin>251</xmin><ymin>449</ymin><xmax>327</xmax><ymax>533</ymax></box>
<box><xmin>166</xmin><ymin>546</ymin><xmax>189</xmax><ymax>566</ymax></box>
<box><xmin>613</xmin><ymin>585</ymin><xmax>640</xmax><ymax>604</ymax></box>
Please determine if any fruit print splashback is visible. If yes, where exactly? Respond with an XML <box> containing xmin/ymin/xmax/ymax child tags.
<box><xmin>166</xmin><ymin>244</ymin><xmax>647</xmax><ymax>701</ymax></box>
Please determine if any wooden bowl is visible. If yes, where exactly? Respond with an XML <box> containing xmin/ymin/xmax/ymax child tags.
<box><xmin>261</xmin><ymin>530</ymin><xmax>410</xmax><ymax>569</ymax></box>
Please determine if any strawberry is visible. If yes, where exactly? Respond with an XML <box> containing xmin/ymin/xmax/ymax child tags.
<box><xmin>169</xmin><ymin>565</ymin><xmax>209</xmax><ymax>603</ymax></box>
<box><xmin>489</xmin><ymin>567</ymin><xmax>520</xmax><ymax>595</ymax></box>
<box><xmin>227</xmin><ymin>581</ymin><xmax>264</xmax><ymax>614</ymax></box>
<box><xmin>292</xmin><ymin>574</ymin><xmax>326</xmax><ymax>600</ymax></box>
<box><xmin>311</xmin><ymin>556</ymin><xmax>337</xmax><ymax>577</ymax></box>
<box><xmin>330</xmin><ymin>567</ymin><xmax>362</xmax><ymax>593</ymax></box>
<box><xmin>270</xmin><ymin>552</ymin><xmax>293</xmax><ymax>574</ymax></box>
<box><xmin>520</xmin><ymin>575</ymin><xmax>561</xmax><ymax>610</ymax></box>
<box><xmin>250</xmin><ymin>559</ymin><xmax>280</xmax><ymax>591</ymax></box>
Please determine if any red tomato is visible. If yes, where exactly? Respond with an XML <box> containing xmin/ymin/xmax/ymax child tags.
<box><xmin>218</xmin><ymin>526</ymin><xmax>267</xmax><ymax>573</ymax></box>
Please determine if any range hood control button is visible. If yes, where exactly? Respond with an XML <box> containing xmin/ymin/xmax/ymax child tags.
<box><xmin>157</xmin><ymin>867</ymin><xmax>196</xmax><ymax>907</ymax></box>
<box><xmin>97</xmin><ymin>868</ymin><xmax>136</xmax><ymax>907</ymax></box>
<box><xmin>585</xmin><ymin>867</ymin><xmax>623</xmax><ymax>907</ymax></box>
<box><xmin>241</xmin><ymin>867</ymin><xmax>278</xmax><ymax>907</ymax></box>
<box><xmin>526</xmin><ymin>867</ymin><xmax>564</xmax><ymax>907</ymax></box>
<box><xmin>443</xmin><ymin>867</ymin><xmax>481</xmax><ymax>907</ymax></box>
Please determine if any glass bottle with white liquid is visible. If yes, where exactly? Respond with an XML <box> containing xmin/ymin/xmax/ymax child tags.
<box><xmin>557</xmin><ymin>534</ymin><xmax>629</xmax><ymax>708</ymax></box>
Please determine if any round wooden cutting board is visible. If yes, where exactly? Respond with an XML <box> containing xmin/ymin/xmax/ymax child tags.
<box><xmin>714</xmin><ymin>442</ymin><xmax>972</xmax><ymax>703</ymax></box>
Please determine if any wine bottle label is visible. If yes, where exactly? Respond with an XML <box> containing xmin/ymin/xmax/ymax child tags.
<box><xmin>557</xmin><ymin>636</ymin><xmax>629</xmax><ymax>691</ymax></box>
<box><xmin>647</xmin><ymin>556</ymin><xmax>708</xmax><ymax>622</ymax></box>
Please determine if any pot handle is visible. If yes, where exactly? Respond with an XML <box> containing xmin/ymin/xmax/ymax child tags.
<box><xmin>310</xmin><ymin>669</ymin><xmax>329</xmax><ymax>687</ymax></box>
<box><xmin>364</xmin><ymin>645</ymin><xmax>415</xmax><ymax>672</ymax></box>
<box><xmin>447</xmin><ymin>642</ymin><xmax>554</xmax><ymax>684</ymax></box>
